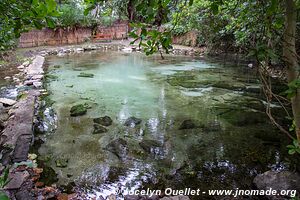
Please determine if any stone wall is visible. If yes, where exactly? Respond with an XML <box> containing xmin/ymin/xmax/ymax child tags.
<box><xmin>172</xmin><ymin>31</ymin><xmax>199</xmax><ymax>47</ymax></box>
<box><xmin>18</xmin><ymin>21</ymin><xmax>128</xmax><ymax>48</ymax></box>
<box><xmin>95</xmin><ymin>22</ymin><xmax>128</xmax><ymax>40</ymax></box>
<box><xmin>18</xmin><ymin>28</ymin><xmax>92</xmax><ymax>48</ymax></box>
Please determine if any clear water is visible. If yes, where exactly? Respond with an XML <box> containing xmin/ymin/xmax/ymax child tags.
<box><xmin>39</xmin><ymin>51</ymin><xmax>291</xmax><ymax>199</ymax></box>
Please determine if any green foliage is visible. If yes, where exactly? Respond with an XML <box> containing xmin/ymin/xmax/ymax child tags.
<box><xmin>287</xmin><ymin>140</ymin><xmax>300</xmax><ymax>155</ymax></box>
<box><xmin>0</xmin><ymin>0</ymin><xmax>59</xmax><ymax>51</ymax></box>
<box><xmin>0</xmin><ymin>167</ymin><xmax>9</xmax><ymax>188</ymax></box>
<box><xmin>166</xmin><ymin>0</ymin><xmax>285</xmax><ymax>57</ymax></box>
<box><xmin>0</xmin><ymin>192</ymin><xmax>9</xmax><ymax>200</ymax></box>
<box><xmin>289</xmin><ymin>120</ymin><xmax>296</xmax><ymax>132</ymax></box>
<box><xmin>171</xmin><ymin>25</ymin><xmax>189</xmax><ymax>36</ymax></box>
<box><xmin>247</xmin><ymin>43</ymin><xmax>278</xmax><ymax>62</ymax></box>
<box><xmin>283</xmin><ymin>79</ymin><xmax>300</xmax><ymax>99</ymax></box>
<box><xmin>55</xmin><ymin>2</ymin><xmax>96</xmax><ymax>27</ymax></box>
<box><xmin>129</xmin><ymin>23</ymin><xmax>172</xmax><ymax>56</ymax></box>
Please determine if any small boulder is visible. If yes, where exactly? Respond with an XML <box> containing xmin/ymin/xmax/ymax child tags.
<box><xmin>93</xmin><ymin>116</ymin><xmax>113</xmax><ymax>126</ymax></box>
<box><xmin>93</xmin><ymin>124</ymin><xmax>108</xmax><ymax>134</ymax></box>
<box><xmin>32</xmin><ymin>74</ymin><xmax>44</xmax><ymax>80</ymax></box>
<box><xmin>0</xmin><ymin>98</ymin><xmax>17</xmax><ymax>106</ymax></box>
<box><xmin>24</xmin><ymin>80</ymin><xmax>35</xmax><ymax>85</ymax></box>
<box><xmin>22</xmin><ymin>61</ymin><xmax>30</xmax><ymax>67</ymax></box>
<box><xmin>124</xmin><ymin>117</ymin><xmax>142</xmax><ymax>127</ymax></box>
<box><xmin>17</xmin><ymin>65</ymin><xmax>25</xmax><ymax>70</ymax></box>
<box><xmin>70</xmin><ymin>104</ymin><xmax>87</xmax><ymax>116</ymax></box>
<box><xmin>33</xmin><ymin>81</ymin><xmax>43</xmax><ymax>88</ymax></box>
<box><xmin>4</xmin><ymin>171</ymin><xmax>30</xmax><ymax>190</ymax></box>
<box><xmin>105</xmin><ymin>138</ymin><xmax>128</xmax><ymax>159</ymax></box>
<box><xmin>76</xmin><ymin>48</ymin><xmax>84</xmax><ymax>52</ymax></box>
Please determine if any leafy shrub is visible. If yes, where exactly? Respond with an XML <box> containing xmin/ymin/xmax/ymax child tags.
<box><xmin>55</xmin><ymin>3</ymin><xmax>96</xmax><ymax>27</ymax></box>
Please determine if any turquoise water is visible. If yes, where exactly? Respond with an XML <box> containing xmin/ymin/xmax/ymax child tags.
<box><xmin>38</xmin><ymin>51</ymin><xmax>292</xmax><ymax>199</ymax></box>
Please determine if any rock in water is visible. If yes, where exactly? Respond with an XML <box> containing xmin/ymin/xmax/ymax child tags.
<box><xmin>139</xmin><ymin>139</ymin><xmax>162</xmax><ymax>154</ymax></box>
<box><xmin>70</xmin><ymin>104</ymin><xmax>87</xmax><ymax>116</ymax></box>
<box><xmin>254</xmin><ymin>170</ymin><xmax>300</xmax><ymax>199</ymax></box>
<box><xmin>93</xmin><ymin>116</ymin><xmax>113</xmax><ymax>126</ymax></box>
<box><xmin>93</xmin><ymin>124</ymin><xmax>108</xmax><ymax>134</ymax></box>
<box><xmin>105</xmin><ymin>138</ymin><xmax>128</xmax><ymax>159</ymax></box>
<box><xmin>77</xmin><ymin>72</ymin><xmax>94</xmax><ymax>78</ymax></box>
<box><xmin>178</xmin><ymin>119</ymin><xmax>202</xmax><ymax>130</ymax></box>
<box><xmin>124</xmin><ymin>117</ymin><xmax>142</xmax><ymax>127</ymax></box>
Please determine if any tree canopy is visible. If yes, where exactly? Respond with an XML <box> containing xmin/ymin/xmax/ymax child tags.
<box><xmin>0</xmin><ymin>0</ymin><xmax>58</xmax><ymax>50</ymax></box>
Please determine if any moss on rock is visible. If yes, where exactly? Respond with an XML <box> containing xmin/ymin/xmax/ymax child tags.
<box><xmin>70</xmin><ymin>104</ymin><xmax>87</xmax><ymax>116</ymax></box>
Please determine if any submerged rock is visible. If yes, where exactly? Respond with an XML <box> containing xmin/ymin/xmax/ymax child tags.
<box><xmin>124</xmin><ymin>117</ymin><xmax>142</xmax><ymax>127</ymax></box>
<box><xmin>77</xmin><ymin>72</ymin><xmax>94</xmax><ymax>78</ymax></box>
<box><xmin>53</xmin><ymin>65</ymin><xmax>61</xmax><ymax>69</ymax></box>
<box><xmin>93</xmin><ymin>124</ymin><xmax>108</xmax><ymax>134</ymax></box>
<box><xmin>60</xmin><ymin>181</ymin><xmax>76</xmax><ymax>194</ymax></box>
<box><xmin>55</xmin><ymin>158</ymin><xmax>68</xmax><ymax>168</ymax></box>
<box><xmin>254</xmin><ymin>171</ymin><xmax>300</xmax><ymax>199</ymax></box>
<box><xmin>254</xmin><ymin>130</ymin><xmax>281</xmax><ymax>144</ymax></box>
<box><xmin>212</xmin><ymin>81</ymin><xmax>246</xmax><ymax>91</ymax></box>
<box><xmin>93</xmin><ymin>116</ymin><xmax>113</xmax><ymax>126</ymax></box>
<box><xmin>70</xmin><ymin>104</ymin><xmax>87</xmax><ymax>116</ymax></box>
<box><xmin>105</xmin><ymin>138</ymin><xmax>128</xmax><ymax>159</ymax></box>
<box><xmin>45</xmin><ymin>74</ymin><xmax>58</xmax><ymax>80</ymax></box>
<box><xmin>139</xmin><ymin>139</ymin><xmax>162</xmax><ymax>154</ymax></box>
<box><xmin>178</xmin><ymin>119</ymin><xmax>203</xmax><ymax>130</ymax></box>
<box><xmin>179</xmin><ymin>120</ymin><xmax>196</xmax><ymax>130</ymax></box>
<box><xmin>221</xmin><ymin>110</ymin><xmax>267</xmax><ymax>126</ymax></box>
<box><xmin>38</xmin><ymin>164</ymin><xmax>58</xmax><ymax>186</ymax></box>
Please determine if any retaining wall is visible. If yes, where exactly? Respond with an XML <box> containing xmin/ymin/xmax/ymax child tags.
<box><xmin>172</xmin><ymin>31</ymin><xmax>199</xmax><ymax>47</ymax></box>
<box><xmin>18</xmin><ymin>22</ymin><xmax>128</xmax><ymax>48</ymax></box>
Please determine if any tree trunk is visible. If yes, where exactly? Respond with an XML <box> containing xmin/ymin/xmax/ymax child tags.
<box><xmin>127</xmin><ymin>0</ymin><xmax>135</xmax><ymax>31</ymax></box>
<box><xmin>127</xmin><ymin>0</ymin><xmax>135</xmax><ymax>22</ymax></box>
<box><xmin>283</xmin><ymin>0</ymin><xmax>300</xmax><ymax>142</ymax></box>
